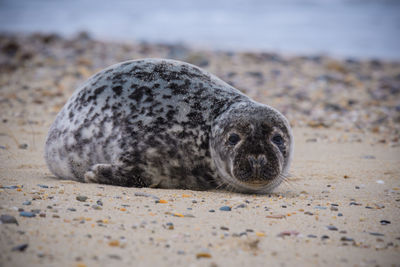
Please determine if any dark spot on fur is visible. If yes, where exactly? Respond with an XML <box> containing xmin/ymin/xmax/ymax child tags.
<box><xmin>112</xmin><ymin>86</ymin><xmax>123</xmax><ymax>96</ymax></box>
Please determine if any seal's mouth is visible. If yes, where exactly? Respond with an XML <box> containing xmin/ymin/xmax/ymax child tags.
<box><xmin>230</xmin><ymin>173</ymin><xmax>287</xmax><ymax>194</ymax></box>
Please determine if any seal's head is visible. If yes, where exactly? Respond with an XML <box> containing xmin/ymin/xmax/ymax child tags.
<box><xmin>210</xmin><ymin>102</ymin><xmax>293</xmax><ymax>193</ymax></box>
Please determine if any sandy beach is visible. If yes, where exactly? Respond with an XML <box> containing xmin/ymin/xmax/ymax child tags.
<box><xmin>0</xmin><ymin>33</ymin><xmax>399</xmax><ymax>267</ymax></box>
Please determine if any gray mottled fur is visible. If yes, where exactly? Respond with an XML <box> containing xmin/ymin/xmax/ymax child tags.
<box><xmin>45</xmin><ymin>58</ymin><xmax>293</xmax><ymax>193</ymax></box>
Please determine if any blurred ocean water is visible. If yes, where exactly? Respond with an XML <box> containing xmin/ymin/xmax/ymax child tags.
<box><xmin>0</xmin><ymin>0</ymin><xmax>399</xmax><ymax>59</ymax></box>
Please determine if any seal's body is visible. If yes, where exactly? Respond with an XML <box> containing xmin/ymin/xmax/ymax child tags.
<box><xmin>45</xmin><ymin>59</ymin><xmax>293</xmax><ymax>193</ymax></box>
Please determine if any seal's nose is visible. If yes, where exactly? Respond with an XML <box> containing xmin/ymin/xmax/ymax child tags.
<box><xmin>248</xmin><ymin>155</ymin><xmax>267</xmax><ymax>178</ymax></box>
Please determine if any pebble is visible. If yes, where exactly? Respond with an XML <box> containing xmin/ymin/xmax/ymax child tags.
<box><xmin>108</xmin><ymin>254</ymin><xmax>122</xmax><ymax>260</ymax></box>
<box><xmin>277</xmin><ymin>230</ymin><xmax>299</xmax><ymax>237</ymax></box>
<box><xmin>330</xmin><ymin>206</ymin><xmax>338</xmax><ymax>211</ymax></box>
<box><xmin>76</xmin><ymin>196</ymin><xmax>88</xmax><ymax>202</ymax></box>
<box><xmin>196</xmin><ymin>252</ymin><xmax>212</xmax><ymax>259</ymax></box>
<box><xmin>0</xmin><ymin>214</ymin><xmax>18</xmax><ymax>225</ymax></box>
<box><xmin>134</xmin><ymin>192</ymin><xmax>159</xmax><ymax>200</ymax></box>
<box><xmin>307</xmin><ymin>234</ymin><xmax>317</xmax><ymax>238</ymax></box>
<box><xmin>369</xmin><ymin>232</ymin><xmax>384</xmax><ymax>236</ymax></box>
<box><xmin>220</xmin><ymin>226</ymin><xmax>229</xmax><ymax>231</ymax></box>
<box><xmin>362</xmin><ymin>155</ymin><xmax>376</xmax><ymax>159</ymax></box>
<box><xmin>1</xmin><ymin>185</ymin><xmax>19</xmax><ymax>189</ymax></box>
<box><xmin>19</xmin><ymin>211</ymin><xmax>36</xmax><ymax>217</ymax></box>
<box><xmin>11</xmin><ymin>243</ymin><xmax>28</xmax><ymax>252</ymax></box>
<box><xmin>166</xmin><ymin>222</ymin><xmax>174</xmax><ymax>230</ymax></box>
<box><xmin>22</xmin><ymin>201</ymin><xmax>31</xmax><ymax>205</ymax></box>
<box><xmin>18</xmin><ymin>143</ymin><xmax>28</xmax><ymax>149</ymax></box>
<box><xmin>37</xmin><ymin>184</ymin><xmax>49</xmax><ymax>188</ymax></box>
<box><xmin>314</xmin><ymin>206</ymin><xmax>327</xmax><ymax>210</ymax></box>
<box><xmin>266</xmin><ymin>214</ymin><xmax>286</xmax><ymax>219</ymax></box>
<box><xmin>209</xmin><ymin>209</ymin><xmax>215</xmax><ymax>213</ymax></box>
<box><xmin>321</xmin><ymin>235</ymin><xmax>330</xmax><ymax>240</ymax></box>
<box><xmin>96</xmin><ymin>199</ymin><xmax>103</xmax><ymax>206</ymax></box>
<box><xmin>380</xmin><ymin>220</ymin><xmax>391</xmax><ymax>225</ymax></box>
<box><xmin>219</xmin><ymin>206</ymin><xmax>231</xmax><ymax>211</ymax></box>
<box><xmin>349</xmin><ymin>202</ymin><xmax>362</xmax><ymax>206</ymax></box>
<box><xmin>235</xmin><ymin>203</ymin><xmax>247</xmax><ymax>208</ymax></box>
<box><xmin>340</xmin><ymin>236</ymin><xmax>354</xmax><ymax>242</ymax></box>
<box><xmin>338</xmin><ymin>213</ymin><xmax>343</xmax><ymax>216</ymax></box>
<box><xmin>326</xmin><ymin>225</ymin><xmax>338</xmax><ymax>231</ymax></box>
<box><xmin>67</xmin><ymin>208</ymin><xmax>77</xmax><ymax>212</ymax></box>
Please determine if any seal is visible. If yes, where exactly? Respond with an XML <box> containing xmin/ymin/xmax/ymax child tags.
<box><xmin>45</xmin><ymin>58</ymin><xmax>293</xmax><ymax>193</ymax></box>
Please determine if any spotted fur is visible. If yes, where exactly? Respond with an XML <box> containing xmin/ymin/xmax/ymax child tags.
<box><xmin>45</xmin><ymin>59</ymin><xmax>293</xmax><ymax>193</ymax></box>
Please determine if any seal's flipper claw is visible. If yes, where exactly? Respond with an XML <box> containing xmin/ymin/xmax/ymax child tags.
<box><xmin>84</xmin><ymin>164</ymin><xmax>114</xmax><ymax>184</ymax></box>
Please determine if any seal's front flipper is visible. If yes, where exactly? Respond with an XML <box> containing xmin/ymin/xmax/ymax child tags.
<box><xmin>84</xmin><ymin>164</ymin><xmax>149</xmax><ymax>187</ymax></box>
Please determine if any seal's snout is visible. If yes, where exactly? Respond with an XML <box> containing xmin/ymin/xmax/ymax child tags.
<box><xmin>248</xmin><ymin>155</ymin><xmax>267</xmax><ymax>179</ymax></box>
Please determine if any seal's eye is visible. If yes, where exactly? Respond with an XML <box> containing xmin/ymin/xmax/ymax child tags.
<box><xmin>272</xmin><ymin>134</ymin><xmax>284</xmax><ymax>146</ymax></box>
<box><xmin>228</xmin><ymin>133</ymin><xmax>241</xmax><ymax>145</ymax></box>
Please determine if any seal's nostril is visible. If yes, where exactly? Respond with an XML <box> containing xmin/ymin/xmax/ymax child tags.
<box><xmin>257</xmin><ymin>155</ymin><xmax>267</xmax><ymax>166</ymax></box>
<box><xmin>248</xmin><ymin>156</ymin><xmax>257</xmax><ymax>168</ymax></box>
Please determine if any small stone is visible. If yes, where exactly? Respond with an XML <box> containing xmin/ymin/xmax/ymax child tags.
<box><xmin>338</xmin><ymin>213</ymin><xmax>343</xmax><ymax>217</ymax></box>
<box><xmin>314</xmin><ymin>206</ymin><xmax>327</xmax><ymax>210</ymax></box>
<box><xmin>349</xmin><ymin>202</ymin><xmax>362</xmax><ymax>206</ymax></box>
<box><xmin>37</xmin><ymin>184</ymin><xmax>49</xmax><ymax>188</ymax></box>
<box><xmin>209</xmin><ymin>209</ymin><xmax>215</xmax><ymax>213</ymax></box>
<box><xmin>108</xmin><ymin>240</ymin><xmax>120</xmax><ymax>247</ymax></box>
<box><xmin>277</xmin><ymin>230</ymin><xmax>299</xmax><ymax>237</ymax></box>
<box><xmin>340</xmin><ymin>236</ymin><xmax>354</xmax><ymax>242</ymax></box>
<box><xmin>266</xmin><ymin>214</ymin><xmax>286</xmax><ymax>219</ymax></box>
<box><xmin>67</xmin><ymin>208</ymin><xmax>77</xmax><ymax>212</ymax></box>
<box><xmin>22</xmin><ymin>201</ymin><xmax>31</xmax><ymax>205</ymax></box>
<box><xmin>321</xmin><ymin>235</ymin><xmax>330</xmax><ymax>240</ymax></box>
<box><xmin>220</xmin><ymin>226</ymin><xmax>229</xmax><ymax>231</ymax></box>
<box><xmin>19</xmin><ymin>211</ymin><xmax>36</xmax><ymax>217</ymax></box>
<box><xmin>76</xmin><ymin>196</ymin><xmax>88</xmax><ymax>202</ymax></box>
<box><xmin>192</xmin><ymin>200</ymin><xmax>197</xmax><ymax>203</ymax></box>
<box><xmin>18</xmin><ymin>143</ymin><xmax>28</xmax><ymax>149</ymax></box>
<box><xmin>134</xmin><ymin>192</ymin><xmax>159</xmax><ymax>200</ymax></box>
<box><xmin>362</xmin><ymin>155</ymin><xmax>376</xmax><ymax>159</ymax></box>
<box><xmin>11</xmin><ymin>243</ymin><xmax>28</xmax><ymax>252</ymax></box>
<box><xmin>235</xmin><ymin>203</ymin><xmax>247</xmax><ymax>208</ymax></box>
<box><xmin>92</xmin><ymin>205</ymin><xmax>102</xmax><ymax>210</ymax></box>
<box><xmin>219</xmin><ymin>206</ymin><xmax>231</xmax><ymax>211</ymax></box>
<box><xmin>330</xmin><ymin>206</ymin><xmax>338</xmax><ymax>211</ymax></box>
<box><xmin>166</xmin><ymin>222</ymin><xmax>174</xmax><ymax>230</ymax></box>
<box><xmin>96</xmin><ymin>199</ymin><xmax>103</xmax><ymax>206</ymax></box>
<box><xmin>0</xmin><ymin>214</ymin><xmax>18</xmax><ymax>225</ymax></box>
<box><xmin>369</xmin><ymin>232</ymin><xmax>384</xmax><ymax>236</ymax></box>
<box><xmin>108</xmin><ymin>254</ymin><xmax>122</xmax><ymax>260</ymax></box>
<box><xmin>326</xmin><ymin>225</ymin><xmax>338</xmax><ymax>231</ymax></box>
<box><xmin>196</xmin><ymin>252</ymin><xmax>212</xmax><ymax>259</ymax></box>
<box><xmin>307</xmin><ymin>234</ymin><xmax>317</xmax><ymax>238</ymax></box>
<box><xmin>380</xmin><ymin>220</ymin><xmax>391</xmax><ymax>225</ymax></box>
